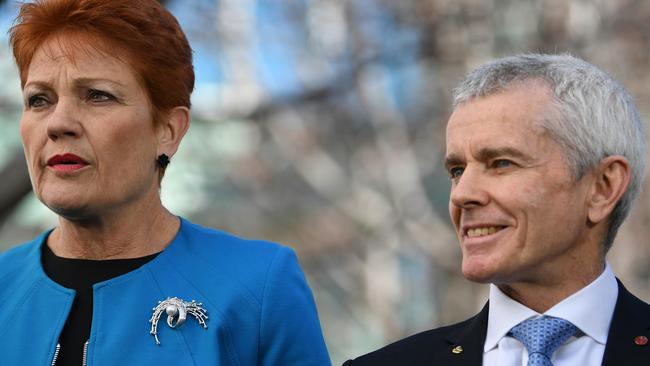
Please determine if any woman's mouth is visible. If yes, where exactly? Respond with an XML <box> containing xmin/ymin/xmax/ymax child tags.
<box><xmin>47</xmin><ymin>153</ymin><xmax>89</xmax><ymax>172</ymax></box>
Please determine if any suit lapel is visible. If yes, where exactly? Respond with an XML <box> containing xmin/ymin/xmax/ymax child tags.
<box><xmin>429</xmin><ymin>279</ymin><xmax>650</xmax><ymax>366</ymax></box>
<box><xmin>601</xmin><ymin>280</ymin><xmax>650</xmax><ymax>365</ymax></box>
<box><xmin>443</xmin><ymin>303</ymin><xmax>489</xmax><ymax>366</ymax></box>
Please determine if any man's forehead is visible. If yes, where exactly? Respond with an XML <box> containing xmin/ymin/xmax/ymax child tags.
<box><xmin>446</xmin><ymin>84</ymin><xmax>552</xmax><ymax>135</ymax></box>
<box><xmin>444</xmin><ymin>86</ymin><xmax>558</xmax><ymax>165</ymax></box>
<box><xmin>445</xmin><ymin>118</ymin><xmax>545</xmax><ymax>152</ymax></box>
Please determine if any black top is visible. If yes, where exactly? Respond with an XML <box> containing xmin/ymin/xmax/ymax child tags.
<box><xmin>41</xmin><ymin>244</ymin><xmax>159</xmax><ymax>366</ymax></box>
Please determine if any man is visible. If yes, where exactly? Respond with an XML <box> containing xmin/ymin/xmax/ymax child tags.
<box><xmin>344</xmin><ymin>54</ymin><xmax>650</xmax><ymax>365</ymax></box>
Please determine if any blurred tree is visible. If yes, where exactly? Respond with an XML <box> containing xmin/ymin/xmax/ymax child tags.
<box><xmin>2</xmin><ymin>1</ymin><xmax>650</xmax><ymax>365</ymax></box>
<box><xmin>0</xmin><ymin>153</ymin><xmax>30</xmax><ymax>225</ymax></box>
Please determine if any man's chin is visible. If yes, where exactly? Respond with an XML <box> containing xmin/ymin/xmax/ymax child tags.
<box><xmin>461</xmin><ymin>261</ymin><xmax>499</xmax><ymax>284</ymax></box>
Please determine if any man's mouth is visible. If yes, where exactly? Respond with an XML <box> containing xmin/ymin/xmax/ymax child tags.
<box><xmin>466</xmin><ymin>226</ymin><xmax>505</xmax><ymax>238</ymax></box>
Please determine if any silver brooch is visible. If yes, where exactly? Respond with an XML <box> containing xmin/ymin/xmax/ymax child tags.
<box><xmin>149</xmin><ymin>297</ymin><xmax>209</xmax><ymax>345</ymax></box>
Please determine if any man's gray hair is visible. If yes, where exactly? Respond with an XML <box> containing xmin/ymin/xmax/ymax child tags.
<box><xmin>453</xmin><ymin>53</ymin><xmax>645</xmax><ymax>251</ymax></box>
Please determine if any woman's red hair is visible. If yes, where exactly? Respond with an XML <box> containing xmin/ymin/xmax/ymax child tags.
<box><xmin>9</xmin><ymin>0</ymin><xmax>195</xmax><ymax>121</ymax></box>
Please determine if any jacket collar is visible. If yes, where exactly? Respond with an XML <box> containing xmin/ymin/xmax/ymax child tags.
<box><xmin>444</xmin><ymin>302</ymin><xmax>489</xmax><ymax>365</ymax></box>
<box><xmin>441</xmin><ymin>280</ymin><xmax>650</xmax><ymax>366</ymax></box>
<box><xmin>601</xmin><ymin>279</ymin><xmax>650</xmax><ymax>365</ymax></box>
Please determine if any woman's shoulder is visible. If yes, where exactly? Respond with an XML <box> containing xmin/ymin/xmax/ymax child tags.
<box><xmin>175</xmin><ymin>217</ymin><xmax>290</xmax><ymax>262</ymax></box>
<box><xmin>0</xmin><ymin>233</ymin><xmax>45</xmax><ymax>275</ymax></box>
<box><xmin>161</xmin><ymin>218</ymin><xmax>306</xmax><ymax>302</ymax></box>
<box><xmin>150</xmin><ymin>219</ymin><xmax>329</xmax><ymax>365</ymax></box>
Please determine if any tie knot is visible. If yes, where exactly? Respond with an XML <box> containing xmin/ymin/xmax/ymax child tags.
<box><xmin>510</xmin><ymin>316</ymin><xmax>578</xmax><ymax>361</ymax></box>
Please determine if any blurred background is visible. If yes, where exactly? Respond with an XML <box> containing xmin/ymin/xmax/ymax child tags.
<box><xmin>1</xmin><ymin>0</ymin><xmax>650</xmax><ymax>364</ymax></box>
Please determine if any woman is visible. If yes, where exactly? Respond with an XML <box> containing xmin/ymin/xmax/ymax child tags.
<box><xmin>0</xmin><ymin>0</ymin><xmax>331</xmax><ymax>365</ymax></box>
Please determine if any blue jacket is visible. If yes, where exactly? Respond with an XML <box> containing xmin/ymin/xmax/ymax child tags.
<box><xmin>0</xmin><ymin>218</ymin><xmax>331</xmax><ymax>365</ymax></box>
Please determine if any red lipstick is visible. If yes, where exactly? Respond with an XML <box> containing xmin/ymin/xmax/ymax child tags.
<box><xmin>47</xmin><ymin>153</ymin><xmax>89</xmax><ymax>172</ymax></box>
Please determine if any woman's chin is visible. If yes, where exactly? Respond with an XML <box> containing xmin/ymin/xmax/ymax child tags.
<box><xmin>43</xmin><ymin>200</ymin><xmax>93</xmax><ymax>221</ymax></box>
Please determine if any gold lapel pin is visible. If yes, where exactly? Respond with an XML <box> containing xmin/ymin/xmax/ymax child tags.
<box><xmin>452</xmin><ymin>345</ymin><xmax>463</xmax><ymax>354</ymax></box>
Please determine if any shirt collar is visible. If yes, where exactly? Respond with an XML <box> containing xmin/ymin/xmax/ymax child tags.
<box><xmin>484</xmin><ymin>262</ymin><xmax>618</xmax><ymax>352</ymax></box>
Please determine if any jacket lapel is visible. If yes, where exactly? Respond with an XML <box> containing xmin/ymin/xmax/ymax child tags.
<box><xmin>601</xmin><ymin>280</ymin><xmax>650</xmax><ymax>365</ymax></box>
<box><xmin>432</xmin><ymin>279</ymin><xmax>650</xmax><ymax>366</ymax></box>
<box><xmin>443</xmin><ymin>303</ymin><xmax>489</xmax><ymax>366</ymax></box>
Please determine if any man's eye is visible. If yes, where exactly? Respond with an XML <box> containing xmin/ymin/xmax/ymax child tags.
<box><xmin>27</xmin><ymin>94</ymin><xmax>49</xmax><ymax>108</ymax></box>
<box><xmin>87</xmin><ymin>89</ymin><xmax>115</xmax><ymax>102</ymax></box>
<box><xmin>449</xmin><ymin>167</ymin><xmax>464</xmax><ymax>178</ymax></box>
<box><xmin>493</xmin><ymin>159</ymin><xmax>512</xmax><ymax>168</ymax></box>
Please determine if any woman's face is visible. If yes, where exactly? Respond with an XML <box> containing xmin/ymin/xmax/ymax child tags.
<box><xmin>20</xmin><ymin>36</ymin><xmax>161</xmax><ymax>219</ymax></box>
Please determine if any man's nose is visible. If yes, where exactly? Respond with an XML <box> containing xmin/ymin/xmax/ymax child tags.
<box><xmin>46</xmin><ymin>99</ymin><xmax>83</xmax><ymax>141</ymax></box>
<box><xmin>449</xmin><ymin>166</ymin><xmax>489</xmax><ymax>208</ymax></box>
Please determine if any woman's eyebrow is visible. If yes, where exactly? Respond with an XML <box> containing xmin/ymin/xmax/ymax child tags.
<box><xmin>24</xmin><ymin>78</ymin><xmax>126</xmax><ymax>90</ymax></box>
<box><xmin>23</xmin><ymin>80</ymin><xmax>50</xmax><ymax>90</ymax></box>
<box><xmin>74</xmin><ymin>77</ymin><xmax>126</xmax><ymax>87</ymax></box>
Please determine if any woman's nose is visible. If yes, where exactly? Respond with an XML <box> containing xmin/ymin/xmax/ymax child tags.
<box><xmin>46</xmin><ymin>99</ymin><xmax>82</xmax><ymax>140</ymax></box>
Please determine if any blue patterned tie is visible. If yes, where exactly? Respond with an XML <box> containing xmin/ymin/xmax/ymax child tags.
<box><xmin>509</xmin><ymin>316</ymin><xmax>578</xmax><ymax>366</ymax></box>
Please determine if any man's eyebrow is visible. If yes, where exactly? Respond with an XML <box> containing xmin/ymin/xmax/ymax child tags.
<box><xmin>476</xmin><ymin>147</ymin><xmax>533</xmax><ymax>163</ymax></box>
<box><xmin>444</xmin><ymin>153</ymin><xmax>464</xmax><ymax>170</ymax></box>
<box><xmin>444</xmin><ymin>147</ymin><xmax>534</xmax><ymax>169</ymax></box>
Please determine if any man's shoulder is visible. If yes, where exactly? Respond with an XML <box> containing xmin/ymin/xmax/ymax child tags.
<box><xmin>344</xmin><ymin>315</ymin><xmax>481</xmax><ymax>366</ymax></box>
<box><xmin>620</xmin><ymin>282</ymin><xmax>650</xmax><ymax>304</ymax></box>
<box><xmin>613</xmin><ymin>279</ymin><xmax>650</xmax><ymax>319</ymax></box>
<box><xmin>601</xmin><ymin>280</ymin><xmax>650</xmax><ymax>365</ymax></box>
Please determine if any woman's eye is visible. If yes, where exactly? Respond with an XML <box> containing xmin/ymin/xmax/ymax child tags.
<box><xmin>87</xmin><ymin>89</ymin><xmax>115</xmax><ymax>102</ymax></box>
<box><xmin>449</xmin><ymin>167</ymin><xmax>464</xmax><ymax>179</ymax></box>
<box><xmin>27</xmin><ymin>94</ymin><xmax>49</xmax><ymax>109</ymax></box>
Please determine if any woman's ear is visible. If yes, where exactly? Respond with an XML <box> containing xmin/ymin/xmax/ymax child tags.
<box><xmin>156</xmin><ymin>106</ymin><xmax>190</xmax><ymax>158</ymax></box>
<box><xmin>586</xmin><ymin>156</ymin><xmax>631</xmax><ymax>224</ymax></box>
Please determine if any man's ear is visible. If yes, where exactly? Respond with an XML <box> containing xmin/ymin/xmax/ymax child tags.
<box><xmin>156</xmin><ymin>106</ymin><xmax>190</xmax><ymax>158</ymax></box>
<box><xmin>586</xmin><ymin>156</ymin><xmax>631</xmax><ymax>224</ymax></box>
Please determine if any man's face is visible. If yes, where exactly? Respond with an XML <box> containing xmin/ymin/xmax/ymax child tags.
<box><xmin>445</xmin><ymin>83</ymin><xmax>594</xmax><ymax>286</ymax></box>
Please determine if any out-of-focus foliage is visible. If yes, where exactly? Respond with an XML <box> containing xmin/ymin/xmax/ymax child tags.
<box><xmin>1</xmin><ymin>0</ymin><xmax>650</xmax><ymax>364</ymax></box>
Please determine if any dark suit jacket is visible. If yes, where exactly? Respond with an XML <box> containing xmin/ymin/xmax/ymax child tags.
<box><xmin>343</xmin><ymin>280</ymin><xmax>650</xmax><ymax>365</ymax></box>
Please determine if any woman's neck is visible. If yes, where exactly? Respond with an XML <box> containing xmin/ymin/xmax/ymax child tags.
<box><xmin>47</xmin><ymin>200</ymin><xmax>180</xmax><ymax>260</ymax></box>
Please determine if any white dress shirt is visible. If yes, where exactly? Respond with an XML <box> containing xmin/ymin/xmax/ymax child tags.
<box><xmin>482</xmin><ymin>263</ymin><xmax>618</xmax><ymax>366</ymax></box>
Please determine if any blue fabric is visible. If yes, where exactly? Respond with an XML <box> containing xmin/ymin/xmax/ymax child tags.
<box><xmin>510</xmin><ymin>316</ymin><xmax>578</xmax><ymax>366</ymax></box>
<box><xmin>0</xmin><ymin>218</ymin><xmax>331</xmax><ymax>365</ymax></box>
